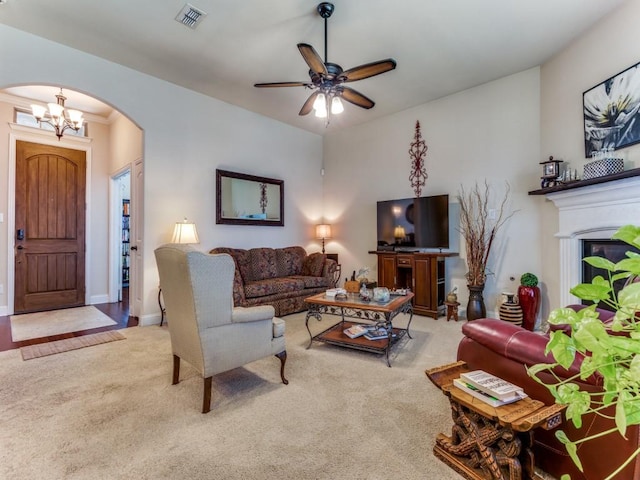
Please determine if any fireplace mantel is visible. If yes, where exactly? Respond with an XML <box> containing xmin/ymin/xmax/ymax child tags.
<box><xmin>528</xmin><ymin>167</ymin><xmax>640</xmax><ymax>196</ymax></box>
<box><xmin>541</xmin><ymin>170</ymin><xmax>640</xmax><ymax>306</ymax></box>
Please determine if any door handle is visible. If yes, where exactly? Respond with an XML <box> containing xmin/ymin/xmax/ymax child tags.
<box><xmin>130</xmin><ymin>246</ymin><xmax>138</xmax><ymax>251</ymax></box>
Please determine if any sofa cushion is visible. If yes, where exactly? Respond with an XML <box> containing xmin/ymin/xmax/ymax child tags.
<box><xmin>245</xmin><ymin>277</ymin><xmax>305</xmax><ymax>299</ymax></box>
<box><xmin>302</xmin><ymin>252</ymin><xmax>326</xmax><ymax>277</ymax></box>
<box><xmin>276</xmin><ymin>246</ymin><xmax>306</xmax><ymax>277</ymax></box>
<box><xmin>210</xmin><ymin>247</ymin><xmax>252</xmax><ymax>284</ymax></box>
<box><xmin>249</xmin><ymin>248</ymin><xmax>278</xmax><ymax>281</ymax></box>
<box><xmin>290</xmin><ymin>275</ymin><xmax>330</xmax><ymax>289</ymax></box>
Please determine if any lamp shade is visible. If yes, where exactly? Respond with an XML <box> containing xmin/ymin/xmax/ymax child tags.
<box><xmin>394</xmin><ymin>225</ymin><xmax>406</xmax><ymax>239</ymax></box>
<box><xmin>315</xmin><ymin>224</ymin><xmax>332</xmax><ymax>239</ymax></box>
<box><xmin>171</xmin><ymin>219</ymin><xmax>200</xmax><ymax>244</ymax></box>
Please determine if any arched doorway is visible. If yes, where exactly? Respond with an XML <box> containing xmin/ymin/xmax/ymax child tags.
<box><xmin>1</xmin><ymin>85</ymin><xmax>144</xmax><ymax>318</ymax></box>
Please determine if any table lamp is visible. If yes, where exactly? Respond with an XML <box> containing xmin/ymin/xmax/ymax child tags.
<box><xmin>315</xmin><ymin>224</ymin><xmax>332</xmax><ymax>254</ymax></box>
<box><xmin>171</xmin><ymin>218</ymin><xmax>200</xmax><ymax>244</ymax></box>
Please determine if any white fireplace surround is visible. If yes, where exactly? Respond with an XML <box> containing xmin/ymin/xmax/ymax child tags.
<box><xmin>546</xmin><ymin>175</ymin><xmax>640</xmax><ymax>306</ymax></box>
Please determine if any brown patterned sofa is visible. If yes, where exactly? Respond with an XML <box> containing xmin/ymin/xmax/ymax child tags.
<box><xmin>209</xmin><ymin>246</ymin><xmax>337</xmax><ymax>317</ymax></box>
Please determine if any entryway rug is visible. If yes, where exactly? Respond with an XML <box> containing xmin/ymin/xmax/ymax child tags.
<box><xmin>10</xmin><ymin>306</ymin><xmax>117</xmax><ymax>342</ymax></box>
<box><xmin>20</xmin><ymin>330</ymin><xmax>126</xmax><ymax>360</ymax></box>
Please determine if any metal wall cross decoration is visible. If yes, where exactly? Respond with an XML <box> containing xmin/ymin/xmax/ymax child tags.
<box><xmin>409</xmin><ymin>120</ymin><xmax>428</xmax><ymax>197</ymax></box>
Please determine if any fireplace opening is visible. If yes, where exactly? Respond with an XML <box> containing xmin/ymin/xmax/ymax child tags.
<box><xmin>581</xmin><ymin>239</ymin><xmax>640</xmax><ymax>311</ymax></box>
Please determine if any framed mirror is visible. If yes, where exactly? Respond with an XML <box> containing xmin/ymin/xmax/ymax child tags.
<box><xmin>216</xmin><ymin>169</ymin><xmax>284</xmax><ymax>226</ymax></box>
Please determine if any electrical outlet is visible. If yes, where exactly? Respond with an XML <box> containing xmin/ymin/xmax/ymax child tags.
<box><xmin>0</xmin><ymin>284</ymin><xmax>4</xmax><ymax>294</ymax></box>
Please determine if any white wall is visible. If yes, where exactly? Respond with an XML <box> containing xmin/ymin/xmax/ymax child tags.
<box><xmin>0</xmin><ymin>24</ymin><xmax>323</xmax><ymax>322</ymax></box>
<box><xmin>323</xmin><ymin>68</ymin><xmax>542</xmax><ymax>317</ymax></box>
<box><xmin>540</xmin><ymin>0</ymin><xmax>640</xmax><ymax>309</ymax></box>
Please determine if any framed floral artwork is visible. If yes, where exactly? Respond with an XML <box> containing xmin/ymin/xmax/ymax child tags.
<box><xmin>583</xmin><ymin>61</ymin><xmax>640</xmax><ymax>158</ymax></box>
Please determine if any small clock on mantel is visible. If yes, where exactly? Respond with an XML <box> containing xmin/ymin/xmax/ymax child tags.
<box><xmin>540</xmin><ymin>156</ymin><xmax>563</xmax><ymax>188</ymax></box>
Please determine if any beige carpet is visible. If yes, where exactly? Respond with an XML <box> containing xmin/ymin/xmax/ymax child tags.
<box><xmin>0</xmin><ymin>312</ymin><xmax>483</xmax><ymax>479</ymax></box>
<box><xmin>20</xmin><ymin>330</ymin><xmax>126</xmax><ymax>360</ymax></box>
<box><xmin>10</xmin><ymin>306</ymin><xmax>117</xmax><ymax>342</ymax></box>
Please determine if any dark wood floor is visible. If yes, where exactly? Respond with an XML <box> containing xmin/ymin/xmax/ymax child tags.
<box><xmin>0</xmin><ymin>289</ymin><xmax>136</xmax><ymax>353</ymax></box>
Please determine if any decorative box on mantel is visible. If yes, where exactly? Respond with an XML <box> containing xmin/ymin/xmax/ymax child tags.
<box><xmin>583</xmin><ymin>157</ymin><xmax>624</xmax><ymax>180</ymax></box>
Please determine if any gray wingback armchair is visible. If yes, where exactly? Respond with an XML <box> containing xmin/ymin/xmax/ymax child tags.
<box><xmin>154</xmin><ymin>244</ymin><xmax>288</xmax><ymax>413</ymax></box>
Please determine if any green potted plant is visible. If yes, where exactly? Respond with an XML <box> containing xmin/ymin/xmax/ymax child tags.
<box><xmin>528</xmin><ymin>224</ymin><xmax>640</xmax><ymax>480</ymax></box>
<box><xmin>518</xmin><ymin>272</ymin><xmax>540</xmax><ymax>331</ymax></box>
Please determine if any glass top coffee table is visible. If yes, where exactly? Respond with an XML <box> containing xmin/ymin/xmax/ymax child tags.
<box><xmin>303</xmin><ymin>292</ymin><xmax>414</xmax><ymax>367</ymax></box>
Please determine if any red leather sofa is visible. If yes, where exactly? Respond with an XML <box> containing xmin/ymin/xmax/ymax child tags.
<box><xmin>457</xmin><ymin>309</ymin><xmax>640</xmax><ymax>480</ymax></box>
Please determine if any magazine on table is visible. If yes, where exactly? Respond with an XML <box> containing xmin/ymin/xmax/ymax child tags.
<box><xmin>459</xmin><ymin>370</ymin><xmax>524</xmax><ymax>400</ymax></box>
<box><xmin>364</xmin><ymin>327</ymin><xmax>395</xmax><ymax>341</ymax></box>
<box><xmin>343</xmin><ymin>324</ymin><xmax>370</xmax><ymax>339</ymax></box>
<box><xmin>453</xmin><ymin>378</ymin><xmax>527</xmax><ymax>407</ymax></box>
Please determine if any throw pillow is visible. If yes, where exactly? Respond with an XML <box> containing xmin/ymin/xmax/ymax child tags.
<box><xmin>302</xmin><ymin>252</ymin><xmax>326</xmax><ymax>277</ymax></box>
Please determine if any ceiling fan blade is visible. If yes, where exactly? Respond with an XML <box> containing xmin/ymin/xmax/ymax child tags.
<box><xmin>254</xmin><ymin>81</ymin><xmax>311</xmax><ymax>88</ymax></box>
<box><xmin>297</xmin><ymin>43</ymin><xmax>328</xmax><ymax>76</ymax></box>
<box><xmin>342</xmin><ymin>59</ymin><xmax>397</xmax><ymax>82</ymax></box>
<box><xmin>299</xmin><ymin>91</ymin><xmax>320</xmax><ymax>116</ymax></box>
<box><xmin>339</xmin><ymin>87</ymin><xmax>375</xmax><ymax>109</ymax></box>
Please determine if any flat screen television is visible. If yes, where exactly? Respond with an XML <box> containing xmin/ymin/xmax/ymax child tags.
<box><xmin>376</xmin><ymin>194</ymin><xmax>449</xmax><ymax>250</ymax></box>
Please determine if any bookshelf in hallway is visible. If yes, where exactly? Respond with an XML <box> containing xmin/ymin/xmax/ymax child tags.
<box><xmin>122</xmin><ymin>199</ymin><xmax>130</xmax><ymax>287</ymax></box>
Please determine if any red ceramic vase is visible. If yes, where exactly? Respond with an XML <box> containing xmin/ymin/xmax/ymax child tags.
<box><xmin>517</xmin><ymin>285</ymin><xmax>540</xmax><ymax>331</ymax></box>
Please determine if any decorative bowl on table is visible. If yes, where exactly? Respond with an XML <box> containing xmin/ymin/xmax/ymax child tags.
<box><xmin>373</xmin><ymin>287</ymin><xmax>390</xmax><ymax>302</ymax></box>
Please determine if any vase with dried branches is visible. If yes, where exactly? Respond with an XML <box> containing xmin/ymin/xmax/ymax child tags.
<box><xmin>457</xmin><ymin>181</ymin><xmax>513</xmax><ymax>320</ymax></box>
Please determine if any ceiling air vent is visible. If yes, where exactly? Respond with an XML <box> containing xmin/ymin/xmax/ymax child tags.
<box><xmin>175</xmin><ymin>3</ymin><xmax>207</xmax><ymax>29</ymax></box>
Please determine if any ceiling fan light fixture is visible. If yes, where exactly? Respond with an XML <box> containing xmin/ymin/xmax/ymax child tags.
<box><xmin>313</xmin><ymin>92</ymin><xmax>326</xmax><ymax>111</ymax></box>
<box><xmin>314</xmin><ymin>103</ymin><xmax>327</xmax><ymax>118</ymax></box>
<box><xmin>331</xmin><ymin>96</ymin><xmax>344</xmax><ymax>114</ymax></box>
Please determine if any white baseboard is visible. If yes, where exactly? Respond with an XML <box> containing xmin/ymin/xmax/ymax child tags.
<box><xmin>0</xmin><ymin>305</ymin><xmax>8</xmax><ymax>316</ymax></box>
<box><xmin>138</xmin><ymin>313</ymin><xmax>162</xmax><ymax>326</ymax></box>
<box><xmin>89</xmin><ymin>294</ymin><xmax>110</xmax><ymax>305</ymax></box>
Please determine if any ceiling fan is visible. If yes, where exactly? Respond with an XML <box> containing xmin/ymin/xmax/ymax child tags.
<box><xmin>254</xmin><ymin>2</ymin><xmax>397</xmax><ymax>119</ymax></box>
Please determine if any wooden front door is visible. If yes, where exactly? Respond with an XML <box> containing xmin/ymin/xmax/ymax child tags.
<box><xmin>14</xmin><ymin>140</ymin><xmax>86</xmax><ymax>313</ymax></box>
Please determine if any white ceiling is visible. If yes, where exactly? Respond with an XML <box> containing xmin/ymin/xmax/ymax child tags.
<box><xmin>0</xmin><ymin>0</ymin><xmax>627</xmax><ymax>135</ymax></box>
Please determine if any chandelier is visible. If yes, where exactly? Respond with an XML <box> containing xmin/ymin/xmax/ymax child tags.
<box><xmin>31</xmin><ymin>89</ymin><xmax>84</xmax><ymax>140</ymax></box>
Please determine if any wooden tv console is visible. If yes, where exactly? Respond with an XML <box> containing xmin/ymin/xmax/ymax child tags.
<box><xmin>370</xmin><ymin>251</ymin><xmax>458</xmax><ymax>319</ymax></box>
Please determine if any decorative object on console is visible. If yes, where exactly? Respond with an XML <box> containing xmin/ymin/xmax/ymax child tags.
<box><xmin>583</xmin><ymin>60</ymin><xmax>640</xmax><ymax>158</ymax></box>
<box><xmin>315</xmin><ymin>223</ymin><xmax>332</xmax><ymax>254</ymax></box>
<box><xmin>517</xmin><ymin>273</ymin><xmax>539</xmax><ymax>331</ymax></box>
<box><xmin>529</xmin><ymin>225</ymin><xmax>640</xmax><ymax>479</ymax></box>
<box><xmin>457</xmin><ymin>181</ymin><xmax>514</xmax><ymax>320</ymax></box>
<box><xmin>171</xmin><ymin>218</ymin><xmax>200</xmax><ymax>244</ymax></box>
<box><xmin>30</xmin><ymin>88</ymin><xmax>84</xmax><ymax>140</ymax></box>
<box><xmin>408</xmin><ymin>120</ymin><xmax>428</xmax><ymax>197</ymax></box>
<box><xmin>498</xmin><ymin>292</ymin><xmax>523</xmax><ymax>326</ymax></box>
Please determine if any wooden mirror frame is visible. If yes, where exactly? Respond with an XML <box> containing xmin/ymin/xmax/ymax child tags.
<box><xmin>216</xmin><ymin>169</ymin><xmax>284</xmax><ymax>226</ymax></box>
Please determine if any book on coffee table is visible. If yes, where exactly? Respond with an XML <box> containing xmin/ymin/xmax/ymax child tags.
<box><xmin>343</xmin><ymin>324</ymin><xmax>369</xmax><ymax>339</ymax></box>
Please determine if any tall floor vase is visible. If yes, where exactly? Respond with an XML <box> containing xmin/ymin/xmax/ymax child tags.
<box><xmin>518</xmin><ymin>285</ymin><xmax>540</xmax><ymax>331</ymax></box>
<box><xmin>466</xmin><ymin>284</ymin><xmax>486</xmax><ymax>321</ymax></box>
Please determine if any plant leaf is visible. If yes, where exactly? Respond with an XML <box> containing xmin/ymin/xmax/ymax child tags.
<box><xmin>570</xmin><ymin>283</ymin><xmax>612</xmax><ymax>302</ymax></box>
<box><xmin>546</xmin><ymin>331</ymin><xmax>576</xmax><ymax>369</ymax></box>
<box><xmin>556</xmin><ymin>430</ymin><xmax>583</xmax><ymax>472</ymax></box>
<box><xmin>584</xmin><ymin>255</ymin><xmax>615</xmax><ymax>271</ymax></box>
<box><xmin>616</xmin><ymin>258</ymin><xmax>640</xmax><ymax>276</ymax></box>
<box><xmin>612</xmin><ymin>225</ymin><xmax>640</xmax><ymax>249</ymax></box>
